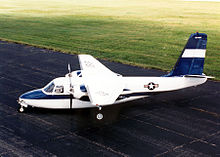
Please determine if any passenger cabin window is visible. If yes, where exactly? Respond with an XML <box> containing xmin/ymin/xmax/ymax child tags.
<box><xmin>44</xmin><ymin>82</ymin><xmax>55</xmax><ymax>93</ymax></box>
<box><xmin>55</xmin><ymin>85</ymin><xmax>64</xmax><ymax>93</ymax></box>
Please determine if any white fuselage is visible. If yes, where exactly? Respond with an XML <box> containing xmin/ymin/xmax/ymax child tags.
<box><xmin>18</xmin><ymin>70</ymin><xmax>207</xmax><ymax>109</ymax></box>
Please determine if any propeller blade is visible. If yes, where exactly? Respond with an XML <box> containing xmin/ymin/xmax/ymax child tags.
<box><xmin>68</xmin><ymin>64</ymin><xmax>71</xmax><ymax>73</ymax></box>
<box><xmin>67</xmin><ymin>64</ymin><xmax>73</xmax><ymax>109</ymax></box>
<box><xmin>70</xmin><ymin>94</ymin><xmax>73</xmax><ymax>109</ymax></box>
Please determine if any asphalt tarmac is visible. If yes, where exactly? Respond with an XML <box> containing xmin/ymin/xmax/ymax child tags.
<box><xmin>0</xmin><ymin>40</ymin><xmax>219</xmax><ymax>157</ymax></box>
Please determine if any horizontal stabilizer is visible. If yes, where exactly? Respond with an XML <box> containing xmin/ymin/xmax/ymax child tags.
<box><xmin>184</xmin><ymin>75</ymin><xmax>214</xmax><ymax>79</ymax></box>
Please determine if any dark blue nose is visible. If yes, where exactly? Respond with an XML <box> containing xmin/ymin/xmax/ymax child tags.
<box><xmin>20</xmin><ymin>89</ymin><xmax>46</xmax><ymax>99</ymax></box>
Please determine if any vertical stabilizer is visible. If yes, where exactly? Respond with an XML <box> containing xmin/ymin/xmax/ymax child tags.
<box><xmin>167</xmin><ymin>32</ymin><xmax>207</xmax><ymax>76</ymax></box>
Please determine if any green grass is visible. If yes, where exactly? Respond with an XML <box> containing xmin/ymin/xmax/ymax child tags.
<box><xmin>0</xmin><ymin>0</ymin><xmax>220</xmax><ymax>79</ymax></box>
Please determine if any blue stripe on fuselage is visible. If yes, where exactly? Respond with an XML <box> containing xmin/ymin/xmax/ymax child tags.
<box><xmin>20</xmin><ymin>89</ymin><xmax>70</xmax><ymax>100</ymax></box>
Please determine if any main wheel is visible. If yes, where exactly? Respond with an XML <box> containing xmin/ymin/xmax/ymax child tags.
<box><xmin>96</xmin><ymin>113</ymin><xmax>103</xmax><ymax>120</ymax></box>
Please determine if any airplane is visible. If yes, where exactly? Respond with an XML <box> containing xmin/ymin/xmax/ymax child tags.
<box><xmin>17</xmin><ymin>32</ymin><xmax>213</xmax><ymax>120</ymax></box>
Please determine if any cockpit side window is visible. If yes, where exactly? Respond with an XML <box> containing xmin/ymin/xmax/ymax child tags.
<box><xmin>44</xmin><ymin>82</ymin><xmax>55</xmax><ymax>93</ymax></box>
<box><xmin>77</xmin><ymin>71</ymin><xmax>82</xmax><ymax>77</ymax></box>
<box><xmin>54</xmin><ymin>85</ymin><xmax>64</xmax><ymax>93</ymax></box>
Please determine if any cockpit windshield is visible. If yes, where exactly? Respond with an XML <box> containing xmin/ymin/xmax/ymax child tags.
<box><xmin>44</xmin><ymin>82</ymin><xmax>55</xmax><ymax>93</ymax></box>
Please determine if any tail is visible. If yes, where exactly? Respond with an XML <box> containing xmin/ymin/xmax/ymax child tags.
<box><xmin>167</xmin><ymin>32</ymin><xmax>207</xmax><ymax>77</ymax></box>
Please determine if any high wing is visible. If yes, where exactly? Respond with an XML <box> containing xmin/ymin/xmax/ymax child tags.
<box><xmin>78</xmin><ymin>54</ymin><xmax>124</xmax><ymax>105</ymax></box>
<box><xmin>84</xmin><ymin>76</ymin><xmax>124</xmax><ymax>105</ymax></box>
<box><xmin>78</xmin><ymin>54</ymin><xmax>115</xmax><ymax>75</ymax></box>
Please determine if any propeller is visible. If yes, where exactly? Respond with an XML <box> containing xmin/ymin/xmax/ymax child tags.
<box><xmin>68</xmin><ymin>64</ymin><xmax>74</xmax><ymax>109</ymax></box>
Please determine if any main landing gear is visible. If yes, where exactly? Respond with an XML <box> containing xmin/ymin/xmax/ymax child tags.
<box><xmin>96</xmin><ymin>105</ymin><xmax>103</xmax><ymax>120</ymax></box>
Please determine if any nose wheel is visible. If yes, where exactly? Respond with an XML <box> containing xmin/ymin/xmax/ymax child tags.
<box><xmin>96</xmin><ymin>105</ymin><xmax>103</xmax><ymax>120</ymax></box>
<box><xmin>18</xmin><ymin>106</ymin><xmax>25</xmax><ymax>113</ymax></box>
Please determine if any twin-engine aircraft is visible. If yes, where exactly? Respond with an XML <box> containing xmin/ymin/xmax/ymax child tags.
<box><xmin>18</xmin><ymin>32</ymin><xmax>212</xmax><ymax>120</ymax></box>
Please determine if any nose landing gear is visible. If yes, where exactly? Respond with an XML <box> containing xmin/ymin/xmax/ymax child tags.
<box><xmin>17</xmin><ymin>99</ymin><xmax>27</xmax><ymax>113</ymax></box>
<box><xmin>18</xmin><ymin>106</ymin><xmax>25</xmax><ymax>113</ymax></box>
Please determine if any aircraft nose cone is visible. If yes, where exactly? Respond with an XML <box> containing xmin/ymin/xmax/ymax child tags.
<box><xmin>20</xmin><ymin>89</ymin><xmax>45</xmax><ymax>99</ymax></box>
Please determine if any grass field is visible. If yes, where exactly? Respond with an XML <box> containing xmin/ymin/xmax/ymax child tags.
<box><xmin>0</xmin><ymin>0</ymin><xmax>220</xmax><ymax>79</ymax></box>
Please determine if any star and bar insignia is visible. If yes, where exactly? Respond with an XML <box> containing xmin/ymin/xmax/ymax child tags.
<box><xmin>144</xmin><ymin>82</ymin><xmax>159</xmax><ymax>90</ymax></box>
